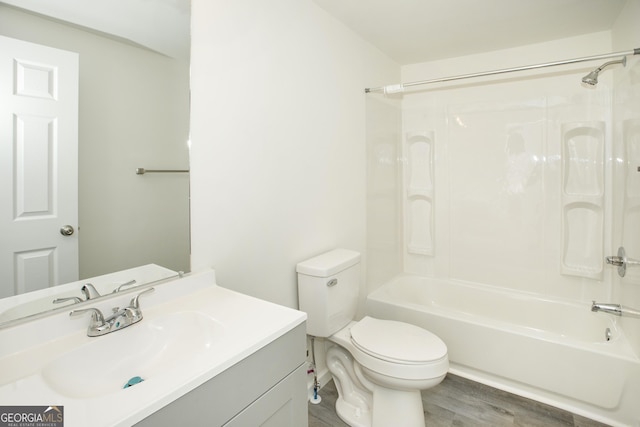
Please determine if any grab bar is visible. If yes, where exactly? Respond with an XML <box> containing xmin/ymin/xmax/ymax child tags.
<box><xmin>592</xmin><ymin>301</ymin><xmax>640</xmax><ymax>319</ymax></box>
<box><xmin>135</xmin><ymin>168</ymin><xmax>189</xmax><ymax>175</ymax></box>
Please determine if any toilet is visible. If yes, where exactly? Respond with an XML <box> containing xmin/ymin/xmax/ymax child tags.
<box><xmin>297</xmin><ymin>249</ymin><xmax>448</xmax><ymax>427</ymax></box>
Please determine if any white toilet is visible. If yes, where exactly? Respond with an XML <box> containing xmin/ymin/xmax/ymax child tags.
<box><xmin>297</xmin><ymin>248</ymin><xmax>448</xmax><ymax>427</ymax></box>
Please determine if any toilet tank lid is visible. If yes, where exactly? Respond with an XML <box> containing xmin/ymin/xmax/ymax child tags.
<box><xmin>296</xmin><ymin>248</ymin><xmax>360</xmax><ymax>277</ymax></box>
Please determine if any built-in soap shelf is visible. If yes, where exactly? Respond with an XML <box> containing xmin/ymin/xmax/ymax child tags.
<box><xmin>405</xmin><ymin>131</ymin><xmax>434</xmax><ymax>256</ymax></box>
<box><xmin>560</xmin><ymin>122</ymin><xmax>604</xmax><ymax>279</ymax></box>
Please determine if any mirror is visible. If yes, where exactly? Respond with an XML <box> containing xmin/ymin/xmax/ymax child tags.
<box><xmin>0</xmin><ymin>1</ymin><xmax>191</xmax><ymax>326</ymax></box>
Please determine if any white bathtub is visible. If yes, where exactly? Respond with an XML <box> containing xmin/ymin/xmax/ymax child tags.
<box><xmin>366</xmin><ymin>275</ymin><xmax>640</xmax><ymax>427</ymax></box>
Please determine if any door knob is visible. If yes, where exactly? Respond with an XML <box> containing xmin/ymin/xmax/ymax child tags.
<box><xmin>60</xmin><ymin>225</ymin><xmax>75</xmax><ymax>236</ymax></box>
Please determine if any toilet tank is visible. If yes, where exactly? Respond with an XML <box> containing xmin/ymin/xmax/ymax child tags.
<box><xmin>296</xmin><ymin>248</ymin><xmax>361</xmax><ymax>337</ymax></box>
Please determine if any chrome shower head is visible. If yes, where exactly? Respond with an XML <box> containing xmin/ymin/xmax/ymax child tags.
<box><xmin>581</xmin><ymin>70</ymin><xmax>600</xmax><ymax>86</ymax></box>
<box><xmin>582</xmin><ymin>56</ymin><xmax>627</xmax><ymax>86</ymax></box>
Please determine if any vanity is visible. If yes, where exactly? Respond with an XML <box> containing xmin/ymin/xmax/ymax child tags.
<box><xmin>0</xmin><ymin>270</ymin><xmax>308</xmax><ymax>427</ymax></box>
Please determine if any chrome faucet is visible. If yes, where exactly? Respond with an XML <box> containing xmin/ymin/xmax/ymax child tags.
<box><xmin>70</xmin><ymin>287</ymin><xmax>155</xmax><ymax>337</ymax></box>
<box><xmin>591</xmin><ymin>301</ymin><xmax>622</xmax><ymax>316</ymax></box>
<box><xmin>53</xmin><ymin>279</ymin><xmax>137</xmax><ymax>306</ymax></box>
<box><xmin>52</xmin><ymin>284</ymin><xmax>99</xmax><ymax>306</ymax></box>
<box><xmin>81</xmin><ymin>283</ymin><xmax>101</xmax><ymax>300</ymax></box>
<box><xmin>606</xmin><ymin>246</ymin><xmax>640</xmax><ymax>277</ymax></box>
<box><xmin>52</xmin><ymin>283</ymin><xmax>100</xmax><ymax>306</ymax></box>
<box><xmin>592</xmin><ymin>301</ymin><xmax>640</xmax><ymax>319</ymax></box>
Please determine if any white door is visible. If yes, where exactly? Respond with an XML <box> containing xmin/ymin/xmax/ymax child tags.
<box><xmin>0</xmin><ymin>35</ymin><xmax>79</xmax><ymax>298</ymax></box>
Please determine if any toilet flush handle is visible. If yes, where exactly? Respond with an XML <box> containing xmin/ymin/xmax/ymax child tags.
<box><xmin>327</xmin><ymin>279</ymin><xmax>338</xmax><ymax>287</ymax></box>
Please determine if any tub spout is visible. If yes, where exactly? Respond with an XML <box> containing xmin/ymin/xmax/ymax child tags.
<box><xmin>592</xmin><ymin>301</ymin><xmax>640</xmax><ymax>318</ymax></box>
<box><xmin>591</xmin><ymin>301</ymin><xmax>622</xmax><ymax>316</ymax></box>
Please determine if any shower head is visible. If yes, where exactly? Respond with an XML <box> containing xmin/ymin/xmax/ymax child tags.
<box><xmin>581</xmin><ymin>70</ymin><xmax>600</xmax><ymax>86</ymax></box>
<box><xmin>582</xmin><ymin>56</ymin><xmax>627</xmax><ymax>86</ymax></box>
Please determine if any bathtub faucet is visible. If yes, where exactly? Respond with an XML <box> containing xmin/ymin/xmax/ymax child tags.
<box><xmin>592</xmin><ymin>301</ymin><xmax>640</xmax><ymax>319</ymax></box>
<box><xmin>605</xmin><ymin>246</ymin><xmax>640</xmax><ymax>277</ymax></box>
<box><xmin>591</xmin><ymin>301</ymin><xmax>622</xmax><ymax>316</ymax></box>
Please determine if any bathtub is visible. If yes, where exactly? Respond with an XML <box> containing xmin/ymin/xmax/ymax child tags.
<box><xmin>366</xmin><ymin>275</ymin><xmax>640</xmax><ymax>427</ymax></box>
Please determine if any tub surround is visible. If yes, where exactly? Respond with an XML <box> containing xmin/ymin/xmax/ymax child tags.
<box><xmin>0</xmin><ymin>270</ymin><xmax>307</xmax><ymax>427</ymax></box>
<box><xmin>362</xmin><ymin>30</ymin><xmax>640</xmax><ymax>427</ymax></box>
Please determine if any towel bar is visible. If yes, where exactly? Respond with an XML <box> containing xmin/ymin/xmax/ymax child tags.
<box><xmin>135</xmin><ymin>168</ymin><xmax>189</xmax><ymax>175</ymax></box>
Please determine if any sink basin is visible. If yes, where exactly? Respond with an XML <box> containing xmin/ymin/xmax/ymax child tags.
<box><xmin>41</xmin><ymin>311</ymin><xmax>222</xmax><ymax>398</ymax></box>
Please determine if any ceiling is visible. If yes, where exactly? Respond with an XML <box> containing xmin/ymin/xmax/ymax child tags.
<box><xmin>0</xmin><ymin>0</ymin><xmax>629</xmax><ymax>65</ymax></box>
<box><xmin>0</xmin><ymin>0</ymin><xmax>190</xmax><ymax>60</ymax></box>
<box><xmin>313</xmin><ymin>0</ymin><xmax>629</xmax><ymax>65</ymax></box>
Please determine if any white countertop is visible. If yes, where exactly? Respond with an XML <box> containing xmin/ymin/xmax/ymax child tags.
<box><xmin>0</xmin><ymin>269</ymin><xmax>306</xmax><ymax>427</ymax></box>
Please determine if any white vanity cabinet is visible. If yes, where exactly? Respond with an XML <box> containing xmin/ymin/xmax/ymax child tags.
<box><xmin>135</xmin><ymin>322</ymin><xmax>308</xmax><ymax>427</ymax></box>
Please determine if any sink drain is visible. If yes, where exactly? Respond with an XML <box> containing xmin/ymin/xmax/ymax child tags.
<box><xmin>123</xmin><ymin>376</ymin><xmax>144</xmax><ymax>389</ymax></box>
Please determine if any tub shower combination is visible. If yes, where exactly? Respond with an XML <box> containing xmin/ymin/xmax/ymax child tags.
<box><xmin>364</xmin><ymin>48</ymin><xmax>640</xmax><ymax>426</ymax></box>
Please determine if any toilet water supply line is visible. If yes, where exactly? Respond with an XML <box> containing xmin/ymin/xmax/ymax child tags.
<box><xmin>364</xmin><ymin>47</ymin><xmax>640</xmax><ymax>94</ymax></box>
<box><xmin>308</xmin><ymin>336</ymin><xmax>322</xmax><ymax>404</ymax></box>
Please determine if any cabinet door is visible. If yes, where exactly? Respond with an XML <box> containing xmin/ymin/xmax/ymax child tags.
<box><xmin>224</xmin><ymin>364</ymin><xmax>307</xmax><ymax>427</ymax></box>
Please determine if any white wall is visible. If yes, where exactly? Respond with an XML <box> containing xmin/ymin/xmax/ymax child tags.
<box><xmin>189</xmin><ymin>0</ymin><xmax>399</xmax><ymax>308</ymax></box>
<box><xmin>0</xmin><ymin>5</ymin><xmax>191</xmax><ymax>279</ymax></box>
<box><xmin>392</xmin><ymin>32</ymin><xmax>620</xmax><ymax>303</ymax></box>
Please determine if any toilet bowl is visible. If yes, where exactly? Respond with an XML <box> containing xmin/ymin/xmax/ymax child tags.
<box><xmin>326</xmin><ymin>317</ymin><xmax>448</xmax><ymax>427</ymax></box>
<box><xmin>297</xmin><ymin>249</ymin><xmax>448</xmax><ymax>427</ymax></box>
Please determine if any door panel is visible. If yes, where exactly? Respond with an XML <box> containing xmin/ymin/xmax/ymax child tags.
<box><xmin>0</xmin><ymin>35</ymin><xmax>78</xmax><ymax>298</ymax></box>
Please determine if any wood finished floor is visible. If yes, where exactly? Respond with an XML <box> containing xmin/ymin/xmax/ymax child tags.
<box><xmin>308</xmin><ymin>374</ymin><xmax>611</xmax><ymax>427</ymax></box>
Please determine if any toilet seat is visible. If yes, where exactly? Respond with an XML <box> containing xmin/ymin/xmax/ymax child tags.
<box><xmin>327</xmin><ymin>316</ymin><xmax>448</xmax><ymax>382</ymax></box>
<box><xmin>350</xmin><ymin>316</ymin><xmax>447</xmax><ymax>364</ymax></box>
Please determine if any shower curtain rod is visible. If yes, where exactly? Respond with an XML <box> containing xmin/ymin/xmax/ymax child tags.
<box><xmin>364</xmin><ymin>47</ymin><xmax>640</xmax><ymax>94</ymax></box>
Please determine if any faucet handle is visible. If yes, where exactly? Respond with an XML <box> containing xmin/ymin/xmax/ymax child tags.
<box><xmin>70</xmin><ymin>307</ymin><xmax>106</xmax><ymax>327</ymax></box>
<box><xmin>70</xmin><ymin>307</ymin><xmax>113</xmax><ymax>337</ymax></box>
<box><xmin>112</xmin><ymin>279</ymin><xmax>137</xmax><ymax>293</ymax></box>
<box><xmin>606</xmin><ymin>256</ymin><xmax>624</xmax><ymax>267</ymax></box>
<box><xmin>53</xmin><ymin>296</ymin><xmax>83</xmax><ymax>305</ymax></box>
<box><xmin>129</xmin><ymin>287</ymin><xmax>155</xmax><ymax>309</ymax></box>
